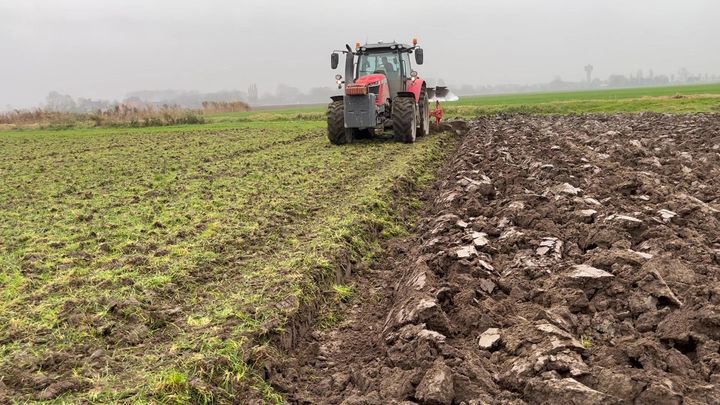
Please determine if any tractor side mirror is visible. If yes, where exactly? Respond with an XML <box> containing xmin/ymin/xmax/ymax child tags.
<box><xmin>414</xmin><ymin>48</ymin><xmax>424</xmax><ymax>65</ymax></box>
<box><xmin>331</xmin><ymin>53</ymin><xmax>339</xmax><ymax>69</ymax></box>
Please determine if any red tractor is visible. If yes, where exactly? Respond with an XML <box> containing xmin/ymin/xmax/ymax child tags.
<box><xmin>328</xmin><ymin>38</ymin><xmax>456</xmax><ymax>145</ymax></box>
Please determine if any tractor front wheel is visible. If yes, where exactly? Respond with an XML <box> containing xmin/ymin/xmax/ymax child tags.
<box><xmin>392</xmin><ymin>97</ymin><xmax>417</xmax><ymax>143</ymax></box>
<box><xmin>327</xmin><ymin>100</ymin><xmax>353</xmax><ymax>145</ymax></box>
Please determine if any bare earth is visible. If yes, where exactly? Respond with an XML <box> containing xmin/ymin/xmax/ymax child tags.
<box><xmin>272</xmin><ymin>113</ymin><xmax>720</xmax><ymax>404</ymax></box>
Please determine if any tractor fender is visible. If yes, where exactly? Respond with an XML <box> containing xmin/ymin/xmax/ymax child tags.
<box><xmin>404</xmin><ymin>78</ymin><xmax>426</xmax><ymax>102</ymax></box>
<box><xmin>330</xmin><ymin>95</ymin><xmax>344</xmax><ymax>102</ymax></box>
<box><xmin>396</xmin><ymin>91</ymin><xmax>417</xmax><ymax>100</ymax></box>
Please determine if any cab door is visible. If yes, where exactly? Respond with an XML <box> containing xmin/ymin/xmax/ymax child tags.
<box><xmin>400</xmin><ymin>52</ymin><xmax>412</xmax><ymax>89</ymax></box>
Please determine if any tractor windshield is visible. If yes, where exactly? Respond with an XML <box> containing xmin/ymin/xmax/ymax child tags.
<box><xmin>357</xmin><ymin>51</ymin><xmax>400</xmax><ymax>78</ymax></box>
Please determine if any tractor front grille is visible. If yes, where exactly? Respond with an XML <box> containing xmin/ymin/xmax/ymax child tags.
<box><xmin>345</xmin><ymin>84</ymin><xmax>368</xmax><ymax>96</ymax></box>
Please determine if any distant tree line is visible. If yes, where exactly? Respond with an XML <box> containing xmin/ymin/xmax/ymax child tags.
<box><xmin>45</xmin><ymin>91</ymin><xmax>114</xmax><ymax>113</ymax></box>
<box><xmin>26</xmin><ymin>65</ymin><xmax>720</xmax><ymax>113</ymax></box>
<box><xmin>121</xmin><ymin>85</ymin><xmax>340</xmax><ymax>108</ymax></box>
<box><xmin>124</xmin><ymin>89</ymin><xmax>251</xmax><ymax>109</ymax></box>
<box><xmin>38</xmin><ymin>85</ymin><xmax>340</xmax><ymax>112</ymax></box>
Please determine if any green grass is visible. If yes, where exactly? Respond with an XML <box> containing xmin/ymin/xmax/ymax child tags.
<box><xmin>205</xmin><ymin>110</ymin><xmax>325</xmax><ymax>124</ymax></box>
<box><xmin>0</xmin><ymin>119</ymin><xmax>453</xmax><ymax>402</ymax></box>
<box><xmin>331</xmin><ymin>284</ymin><xmax>354</xmax><ymax>303</ymax></box>
<box><xmin>443</xmin><ymin>83</ymin><xmax>720</xmax><ymax>117</ymax></box>
<box><xmin>454</xmin><ymin>82</ymin><xmax>720</xmax><ymax>105</ymax></box>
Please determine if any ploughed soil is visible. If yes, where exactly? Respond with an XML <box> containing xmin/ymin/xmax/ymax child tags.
<box><xmin>270</xmin><ymin>113</ymin><xmax>720</xmax><ymax>404</ymax></box>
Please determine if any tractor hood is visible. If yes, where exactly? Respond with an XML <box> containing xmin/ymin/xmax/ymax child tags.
<box><xmin>355</xmin><ymin>73</ymin><xmax>386</xmax><ymax>86</ymax></box>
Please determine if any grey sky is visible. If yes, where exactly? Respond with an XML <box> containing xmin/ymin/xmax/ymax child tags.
<box><xmin>1</xmin><ymin>0</ymin><xmax>718</xmax><ymax>108</ymax></box>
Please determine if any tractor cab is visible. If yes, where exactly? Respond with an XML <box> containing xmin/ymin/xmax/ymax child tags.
<box><xmin>354</xmin><ymin>42</ymin><xmax>420</xmax><ymax>99</ymax></box>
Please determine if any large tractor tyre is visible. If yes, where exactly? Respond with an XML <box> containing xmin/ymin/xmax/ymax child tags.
<box><xmin>327</xmin><ymin>100</ymin><xmax>353</xmax><ymax>145</ymax></box>
<box><xmin>392</xmin><ymin>97</ymin><xmax>417</xmax><ymax>143</ymax></box>
<box><xmin>417</xmin><ymin>89</ymin><xmax>430</xmax><ymax>137</ymax></box>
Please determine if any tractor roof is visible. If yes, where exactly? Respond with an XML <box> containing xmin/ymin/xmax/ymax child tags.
<box><xmin>358</xmin><ymin>41</ymin><xmax>414</xmax><ymax>53</ymax></box>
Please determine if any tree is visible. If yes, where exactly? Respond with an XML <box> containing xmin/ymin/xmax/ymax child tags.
<box><xmin>46</xmin><ymin>91</ymin><xmax>77</xmax><ymax>112</ymax></box>
<box><xmin>678</xmin><ymin>68</ymin><xmax>689</xmax><ymax>83</ymax></box>
<box><xmin>459</xmin><ymin>84</ymin><xmax>476</xmax><ymax>95</ymax></box>
<box><xmin>307</xmin><ymin>87</ymin><xmax>336</xmax><ymax>102</ymax></box>
<box><xmin>276</xmin><ymin>84</ymin><xmax>301</xmax><ymax>103</ymax></box>
<box><xmin>248</xmin><ymin>84</ymin><xmax>258</xmax><ymax>103</ymax></box>
<box><xmin>584</xmin><ymin>65</ymin><xmax>593</xmax><ymax>83</ymax></box>
<box><xmin>608</xmin><ymin>74</ymin><xmax>629</xmax><ymax>87</ymax></box>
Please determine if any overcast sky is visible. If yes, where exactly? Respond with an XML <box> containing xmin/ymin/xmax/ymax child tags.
<box><xmin>1</xmin><ymin>0</ymin><xmax>718</xmax><ymax>108</ymax></box>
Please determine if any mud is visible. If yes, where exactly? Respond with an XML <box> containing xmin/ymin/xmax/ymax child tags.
<box><xmin>272</xmin><ymin>113</ymin><xmax>720</xmax><ymax>404</ymax></box>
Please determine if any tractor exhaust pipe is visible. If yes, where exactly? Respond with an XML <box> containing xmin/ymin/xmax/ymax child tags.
<box><xmin>344</xmin><ymin>44</ymin><xmax>355</xmax><ymax>84</ymax></box>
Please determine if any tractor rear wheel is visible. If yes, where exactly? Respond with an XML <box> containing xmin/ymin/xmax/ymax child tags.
<box><xmin>327</xmin><ymin>100</ymin><xmax>353</xmax><ymax>145</ymax></box>
<box><xmin>417</xmin><ymin>88</ymin><xmax>430</xmax><ymax>137</ymax></box>
<box><xmin>392</xmin><ymin>97</ymin><xmax>417</xmax><ymax>143</ymax></box>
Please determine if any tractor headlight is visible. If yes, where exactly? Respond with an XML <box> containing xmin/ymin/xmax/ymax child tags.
<box><xmin>410</xmin><ymin>71</ymin><xmax>418</xmax><ymax>81</ymax></box>
<box><xmin>335</xmin><ymin>74</ymin><xmax>342</xmax><ymax>80</ymax></box>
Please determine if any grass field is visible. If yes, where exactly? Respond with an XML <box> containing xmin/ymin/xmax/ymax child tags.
<box><xmin>454</xmin><ymin>82</ymin><xmax>720</xmax><ymax>105</ymax></box>
<box><xmin>446</xmin><ymin>83</ymin><xmax>720</xmax><ymax>116</ymax></box>
<box><xmin>1</xmin><ymin>83</ymin><xmax>719</xmax><ymax>403</ymax></box>
<box><xmin>0</xmin><ymin>120</ymin><xmax>451</xmax><ymax>402</ymax></box>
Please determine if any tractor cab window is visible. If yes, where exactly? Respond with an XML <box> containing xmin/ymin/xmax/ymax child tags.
<box><xmin>357</xmin><ymin>51</ymin><xmax>400</xmax><ymax>78</ymax></box>
<box><xmin>400</xmin><ymin>52</ymin><xmax>411</xmax><ymax>77</ymax></box>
